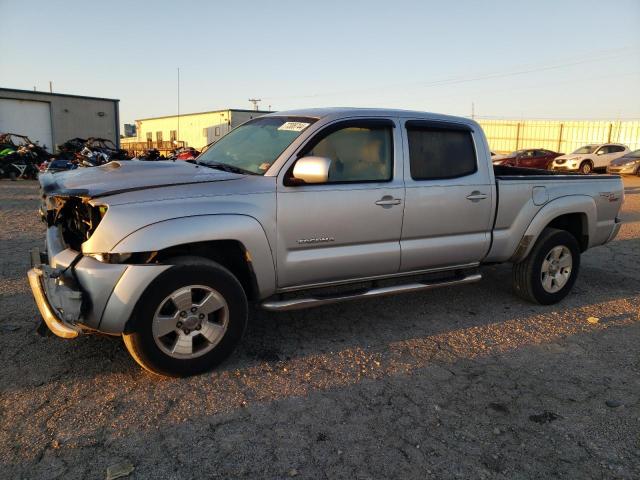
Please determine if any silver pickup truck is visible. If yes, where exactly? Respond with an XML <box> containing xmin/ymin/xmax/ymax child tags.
<box><xmin>28</xmin><ymin>108</ymin><xmax>624</xmax><ymax>376</ymax></box>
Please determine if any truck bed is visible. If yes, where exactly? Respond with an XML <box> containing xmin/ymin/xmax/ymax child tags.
<box><xmin>493</xmin><ymin>164</ymin><xmax>619</xmax><ymax>180</ymax></box>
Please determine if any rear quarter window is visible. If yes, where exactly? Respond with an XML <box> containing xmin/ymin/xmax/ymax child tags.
<box><xmin>406</xmin><ymin>122</ymin><xmax>477</xmax><ymax>180</ymax></box>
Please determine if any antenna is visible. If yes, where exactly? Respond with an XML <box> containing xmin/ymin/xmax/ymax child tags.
<box><xmin>248</xmin><ymin>98</ymin><xmax>261</xmax><ymax>111</ymax></box>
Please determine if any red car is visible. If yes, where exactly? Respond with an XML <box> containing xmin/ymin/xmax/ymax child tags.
<box><xmin>493</xmin><ymin>149</ymin><xmax>563</xmax><ymax>170</ymax></box>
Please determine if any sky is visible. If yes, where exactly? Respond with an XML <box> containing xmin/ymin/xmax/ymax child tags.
<box><xmin>1</xmin><ymin>0</ymin><xmax>639</xmax><ymax>127</ymax></box>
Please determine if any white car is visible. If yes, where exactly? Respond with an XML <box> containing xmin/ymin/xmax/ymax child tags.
<box><xmin>551</xmin><ymin>143</ymin><xmax>630</xmax><ymax>174</ymax></box>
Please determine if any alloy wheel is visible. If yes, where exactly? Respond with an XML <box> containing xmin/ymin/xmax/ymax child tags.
<box><xmin>152</xmin><ymin>285</ymin><xmax>229</xmax><ymax>359</ymax></box>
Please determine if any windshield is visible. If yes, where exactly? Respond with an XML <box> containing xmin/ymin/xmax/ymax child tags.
<box><xmin>572</xmin><ymin>145</ymin><xmax>597</xmax><ymax>154</ymax></box>
<box><xmin>197</xmin><ymin>116</ymin><xmax>317</xmax><ymax>175</ymax></box>
<box><xmin>509</xmin><ymin>149</ymin><xmax>526</xmax><ymax>156</ymax></box>
<box><xmin>627</xmin><ymin>149</ymin><xmax>640</xmax><ymax>158</ymax></box>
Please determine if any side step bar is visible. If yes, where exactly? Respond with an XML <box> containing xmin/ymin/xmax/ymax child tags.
<box><xmin>261</xmin><ymin>273</ymin><xmax>482</xmax><ymax>312</ymax></box>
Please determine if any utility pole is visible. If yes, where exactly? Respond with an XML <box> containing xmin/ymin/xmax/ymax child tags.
<box><xmin>49</xmin><ymin>81</ymin><xmax>53</xmax><ymax>93</ymax></box>
<box><xmin>471</xmin><ymin>102</ymin><xmax>475</xmax><ymax>120</ymax></box>
<box><xmin>248</xmin><ymin>98</ymin><xmax>261</xmax><ymax>111</ymax></box>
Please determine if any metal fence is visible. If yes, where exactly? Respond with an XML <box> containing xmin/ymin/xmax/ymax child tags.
<box><xmin>477</xmin><ymin>120</ymin><xmax>640</xmax><ymax>154</ymax></box>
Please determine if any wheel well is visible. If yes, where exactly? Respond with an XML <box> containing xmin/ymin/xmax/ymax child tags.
<box><xmin>155</xmin><ymin>240</ymin><xmax>259</xmax><ymax>300</ymax></box>
<box><xmin>547</xmin><ymin>213</ymin><xmax>588</xmax><ymax>251</ymax></box>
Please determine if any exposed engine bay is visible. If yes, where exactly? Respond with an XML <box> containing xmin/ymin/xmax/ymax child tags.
<box><xmin>41</xmin><ymin>195</ymin><xmax>106</xmax><ymax>251</ymax></box>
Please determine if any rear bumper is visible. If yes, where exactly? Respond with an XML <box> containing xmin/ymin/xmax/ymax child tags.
<box><xmin>605</xmin><ymin>216</ymin><xmax>623</xmax><ymax>244</ymax></box>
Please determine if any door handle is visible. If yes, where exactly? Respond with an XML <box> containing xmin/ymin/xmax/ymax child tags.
<box><xmin>466</xmin><ymin>191</ymin><xmax>488</xmax><ymax>202</ymax></box>
<box><xmin>375</xmin><ymin>195</ymin><xmax>402</xmax><ymax>207</ymax></box>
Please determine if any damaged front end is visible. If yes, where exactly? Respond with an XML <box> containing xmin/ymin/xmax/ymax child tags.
<box><xmin>28</xmin><ymin>186</ymin><xmax>124</xmax><ymax>338</ymax></box>
<box><xmin>28</xmin><ymin>178</ymin><xmax>171</xmax><ymax>339</ymax></box>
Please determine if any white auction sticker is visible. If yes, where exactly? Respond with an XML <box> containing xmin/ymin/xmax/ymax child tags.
<box><xmin>278</xmin><ymin>121</ymin><xmax>310</xmax><ymax>132</ymax></box>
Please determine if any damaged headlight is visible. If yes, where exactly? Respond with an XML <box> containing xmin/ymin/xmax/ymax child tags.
<box><xmin>86</xmin><ymin>252</ymin><xmax>132</xmax><ymax>264</ymax></box>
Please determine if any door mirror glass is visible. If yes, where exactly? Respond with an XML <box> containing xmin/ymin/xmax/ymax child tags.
<box><xmin>292</xmin><ymin>156</ymin><xmax>332</xmax><ymax>184</ymax></box>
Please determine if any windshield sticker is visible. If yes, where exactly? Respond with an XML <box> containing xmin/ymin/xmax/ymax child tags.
<box><xmin>278</xmin><ymin>122</ymin><xmax>310</xmax><ymax>132</ymax></box>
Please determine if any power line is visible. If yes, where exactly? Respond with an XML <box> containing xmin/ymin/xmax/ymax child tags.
<box><xmin>261</xmin><ymin>47</ymin><xmax>637</xmax><ymax>101</ymax></box>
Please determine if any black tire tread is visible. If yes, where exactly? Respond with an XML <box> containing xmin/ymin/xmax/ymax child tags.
<box><xmin>512</xmin><ymin>227</ymin><xmax>580</xmax><ymax>305</ymax></box>
<box><xmin>123</xmin><ymin>256</ymin><xmax>248</xmax><ymax>377</ymax></box>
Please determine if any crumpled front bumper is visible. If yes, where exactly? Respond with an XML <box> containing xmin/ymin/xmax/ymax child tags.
<box><xmin>27</xmin><ymin>226</ymin><xmax>170</xmax><ymax>338</ymax></box>
<box><xmin>27</xmin><ymin>261</ymin><xmax>83</xmax><ymax>339</ymax></box>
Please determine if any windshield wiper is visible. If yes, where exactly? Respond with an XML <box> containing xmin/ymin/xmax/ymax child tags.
<box><xmin>197</xmin><ymin>161</ymin><xmax>258</xmax><ymax>175</ymax></box>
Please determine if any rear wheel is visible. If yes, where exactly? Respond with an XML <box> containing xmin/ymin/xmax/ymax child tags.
<box><xmin>512</xmin><ymin>228</ymin><xmax>580</xmax><ymax>305</ymax></box>
<box><xmin>123</xmin><ymin>257</ymin><xmax>248</xmax><ymax>377</ymax></box>
<box><xmin>579</xmin><ymin>160</ymin><xmax>593</xmax><ymax>174</ymax></box>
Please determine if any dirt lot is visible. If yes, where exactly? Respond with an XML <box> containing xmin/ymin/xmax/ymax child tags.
<box><xmin>0</xmin><ymin>177</ymin><xmax>638</xmax><ymax>479</ymax></box>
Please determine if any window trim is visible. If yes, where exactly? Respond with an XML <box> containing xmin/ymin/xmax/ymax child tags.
<box><xmin>285</xmin><ymin>118</ymin><xmax>396</xmax><ymax>187</ymax></box>
<box><xmin>405</xmin><ymin>120</ymin><xmax>478</xmax><ymax>181</ymax></box>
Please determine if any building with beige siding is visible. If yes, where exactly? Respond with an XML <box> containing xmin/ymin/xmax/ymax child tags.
<box><xmin>121</xmin><ymin>109</ymin><xmax>270</xmax><ymax>154</ymax></box>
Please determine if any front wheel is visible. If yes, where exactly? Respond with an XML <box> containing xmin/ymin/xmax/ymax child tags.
<box><xmin>579</xmin><ymin>161</ymin><xmax>593</xmax><ymax>174</ymax></box>
<box><xmin>512</xmin><ymin>228</ymin><xmax>580</xmax><ymax>305</ymax></box>
<box><xmin>123</xmin><ymin>258</ymin><xmax>248</xmax><ymax>377</ymax></box>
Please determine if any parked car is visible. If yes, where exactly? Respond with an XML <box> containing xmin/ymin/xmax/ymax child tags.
<box><xmin>29</xmin><ymin>108</ymin><xmax>624</xmax><ymax>377</ymax></box>
<box><xmin>606</xmin><ymin>149</ymin><xmax>640</xmax><ymax>175</ymax></box>
<box><xmin>551</xmin><ymin>143</ymin><xmax>630</xmax><ymax>174</ymax></box>
<box><xmin>45</xmin><ymin>159</ymin><xmax>78</xmax><ymax>173</ymax></box>
<box><xmin>492</xmin><ymin>149</ymin><xmax>563</xmax><ymax>170</ymax></box>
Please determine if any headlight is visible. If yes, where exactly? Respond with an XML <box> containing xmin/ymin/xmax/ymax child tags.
<box><xmin>86</xmin><ymin>252</ymin><xmax>132</xmax><ymax>264</ymax></box>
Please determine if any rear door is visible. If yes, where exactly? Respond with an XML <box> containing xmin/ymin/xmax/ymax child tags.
<box><xmin>276</xmin><ymin>118</ymin><xmax>405</xmax><ymax>288</ymax></box>
<box><xmin>399</xmin><ymin>120</ymin><xmax>494</xmax><ymax>271</ymax></box>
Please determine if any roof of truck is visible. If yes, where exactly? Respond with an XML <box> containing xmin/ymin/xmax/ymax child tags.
<box><xmin>265</xmin><ymin>107</ymin><xmax>478</xmax><ymax>125</ymax></box>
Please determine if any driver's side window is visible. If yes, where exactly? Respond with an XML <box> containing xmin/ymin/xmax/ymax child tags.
<box><xmin>303</xmin><ymin>124</ymin><xmax>393</xmax><ymax>183</ymax></box>
<box><xmin>596</xmin><ymin>146</ymin><xmax>609</xmax><ymax>155</ymax></box>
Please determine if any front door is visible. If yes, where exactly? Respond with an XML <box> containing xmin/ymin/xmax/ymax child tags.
<box><xmin>276</xmin><ymin>119</ymin><xmax>404</xmax><ymax>288</ymax></box>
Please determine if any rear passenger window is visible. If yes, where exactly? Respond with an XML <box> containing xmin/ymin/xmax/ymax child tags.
<box><xmin>406</xmin><ymin>122</ymin><xmax>477</xmax><ymax>180</ymax></box>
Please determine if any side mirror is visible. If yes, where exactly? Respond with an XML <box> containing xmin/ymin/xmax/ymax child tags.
<box><xmin>596</xmin><ymin>150</ymin><xmax>604</xmax><ymax>155</ymax></box>
<box><xmin>292</xmin><ymin>156</ymin><xmax>331</xmax><ymax>184</ymax></box>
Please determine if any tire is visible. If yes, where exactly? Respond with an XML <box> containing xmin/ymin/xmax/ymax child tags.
<box><xmin>512</xmin><ymin>228</ymin><xmax>580</xmax><ymax>305</ymax></box>
<box><xmin>123</xmin><ymin>256</ymin><xmax>248</xmax><ymax>377</ymax></box>
<box><xmin>8</xmin><ymin>171</ymin><xmax>17</xmax><ymax>181</ymax></box>
<box><xmin>579</xmin><ymin>160</ymin><xmax>593</xmax><ymax>174</ymax></box>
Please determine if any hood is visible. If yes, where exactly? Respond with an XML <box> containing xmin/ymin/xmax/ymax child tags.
<box><xmin>610</xmin><ymin>154</ymin><xmax>640</xmax><ymax>166</ymax></box>
<box><xmin>39</xmin><ymin>160</ymin><xmax>241</xmax><ymax>199</ymax></box>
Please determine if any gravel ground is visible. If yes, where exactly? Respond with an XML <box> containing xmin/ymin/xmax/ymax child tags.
<box><xmin>0</xmin><ymin>177</ymin><xmax>639</xmax><ymax>479</ymax></box>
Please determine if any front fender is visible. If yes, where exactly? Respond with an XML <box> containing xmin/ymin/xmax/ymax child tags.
<box><xmin>511</xmin><ymin>195</ymin><xmax>596</xmax><ymax>262</ymax></box>
<box><xmin>112</xmin><ymin>214</ymin><xmax>276</xmax><ymax>298</ymax></box>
